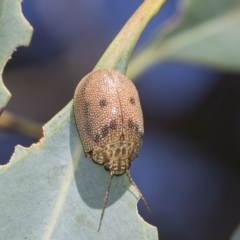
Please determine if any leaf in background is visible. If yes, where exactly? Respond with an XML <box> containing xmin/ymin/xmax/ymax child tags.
<box><xmin>0</xmin><ymin>0</ymin><xmax>166</xmax><ymax>238</ymax></box>
<box><xmin>231</xmin><ymin>223</ymin><xmax>240</xmax><ymax>240</ymax></box>
<box><xmin>0</xmin><ymin>0</ymin><xmax>32</xmax><ymax>109</ymax></box>
<box><xmin>128</xmin><ymin>0</ymin><xmax>240</xmax><ymax>80</ymax></box>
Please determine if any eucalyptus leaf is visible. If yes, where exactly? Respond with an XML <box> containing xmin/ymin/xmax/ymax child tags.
<box><xmin>128</xmin><ymin>0</ymin><xmax>240</xmax><ymax>79</ymax></box>
<box><xmin>0</xmin><ymin>0</ymin><xmax>32</xmax><ymax>109</ymax></box>
<box><xmin>0</xmin><ymin>1</ymin><xmax>165</xmax><ymax>239</ymax></box>
<box><xmin>0</xmin><ymin>103</ymin><xmax>158</xmax><ymax>239</ymax></box>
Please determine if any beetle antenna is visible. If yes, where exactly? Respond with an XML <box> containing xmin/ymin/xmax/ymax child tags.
<box><xmin>126</xmin><ymin>170</ymin><xmax>151</xmax><ymax>213</ymax></box>
<box><xmin>100</xmin><ymin>173</ymin><xmax>113</xmax><ymax>221</ymax></box>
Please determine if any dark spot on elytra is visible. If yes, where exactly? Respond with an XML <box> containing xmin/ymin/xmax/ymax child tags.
<box><xmin>101</xmin><ymin>125</ymin><xmax>109</xmax><ymax>138</ymax></box>
<box><xmin>93</xmin><ymin>133</ymin><xmax>101</xmax><ymax>143</ymax></box>
<box><xmin>122</xmin><ymin>148</ymin><xmax>126</xmax><ymax>156</ymax></box>
<box><xmin>99</xmin><ymin>99</ymin><xmax>107</xmax><ymax>107</ymax></box>
<box><xmin>135</xmin><ymin>124</ymin><xmax>139</xmax><ymax>132</ymax></box>
<box><xmin>109</xmin><ymin>120</ymin><xmax>117</xmax><ymax>130</ymax></box>
<box><xmin>130</xmin><ymin>97</ymin><xmax>135</xmax><ymax>105</ymax></box>
<box><xmin>83</xmin><ymin>101</ymin><xmax>90</xmax><ymax>115</ymax></box>
<box><xmin>128</xmin><ymin>119</ymin><xmax>135</xmax><ymax>129</ymax></box>
<box><xmin>128</xmin><ymin>119</ymin><xmax>142</xmax><ymax>135</ymax></box>
<box><xmin>85</xmin><ymin>122</ymin><xmax>92</xmax><ymax>136</ymax></box>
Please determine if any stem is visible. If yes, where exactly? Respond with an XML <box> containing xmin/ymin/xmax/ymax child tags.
<box><xmin>0</xmin><ymin>111</ymin><xmax>43</xmax><ymax>139</ymax></box>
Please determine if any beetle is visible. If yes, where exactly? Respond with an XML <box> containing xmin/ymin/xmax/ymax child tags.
<box><xmin>73</xmin><ymin>69</ymin><xmax>150</xmax><ymax>219</ymax></box>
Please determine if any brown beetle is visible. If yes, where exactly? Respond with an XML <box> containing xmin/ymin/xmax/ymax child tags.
<box><xmin>73</xmin><ymin>69</ymin><xmax>150</xmax><ymax>219</ymax></box>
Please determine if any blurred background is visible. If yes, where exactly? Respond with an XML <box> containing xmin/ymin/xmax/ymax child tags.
<box><xmin>1</xmin><ymin>0</ymin><xmax>240</xmax><ymax>239</ymax></box>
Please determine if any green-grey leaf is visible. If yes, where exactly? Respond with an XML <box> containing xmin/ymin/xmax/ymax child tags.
<box><xmin>0</xmin><ymin>103</ymin><xmax>157</xmax><ymax>239</ymax></box>
<box><xmin>0</xmin><ymin>0</ymin><xmax>32</xmax><ymax>109</ymax></box>
<box><xmin>0</xmin><ymin>0</ymin><xmax>164</xmax><ymax>239</ymax></box>
<box><xmin>128</xmin><ymin>0</ymin><xmax>240</xmax><ymax>79</ymax></box>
